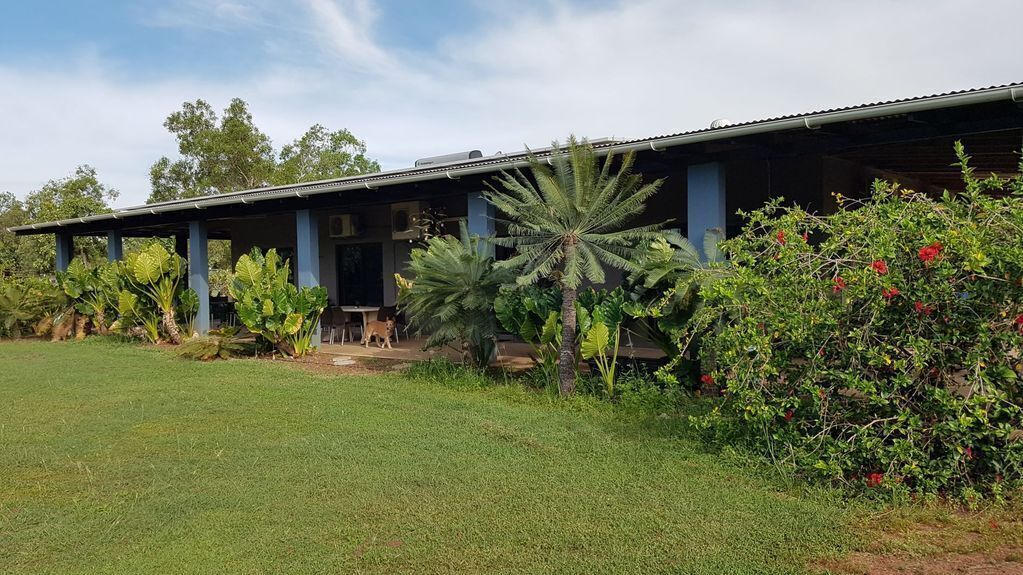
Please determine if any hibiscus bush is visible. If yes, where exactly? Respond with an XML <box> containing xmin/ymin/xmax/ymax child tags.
<box><xmin>686</xmin><ymin>144</ymin><xmax>1023</xmax><ymax>496</ymax></box>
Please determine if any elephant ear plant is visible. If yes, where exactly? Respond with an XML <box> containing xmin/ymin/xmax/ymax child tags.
<box><xmin>58</xmin><ymin>259</ymin><xmax>121</xmax><ymax>335</ymax></box>
<box><xmin>577</xmin><ymin>287</ymin><xmax>627</xmax><ymax>398</ymax></box>
<box><xmin>494</xmin><ymin>284</ymin><xmax>563</xmax><ymax>386</ymax></box>
<box><xmin>229</xmin><ymin>248</ymin><xmax>327</xmax><ymax>357</ymax></box>
<box><xmin>117</xmin><ymin>243</ymin><xmax>197</xmax><ymax>344</ymax></box>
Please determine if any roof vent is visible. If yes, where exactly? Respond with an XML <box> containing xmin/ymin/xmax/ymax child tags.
<box><xmin>414</xmin><ymin>150</ymin><xmax>483</xmax><ymax>167</ymax></box>
<box><xmin>709</xmin><ymin>118</ymin><xmax>732</xmax><ymax>129</ymax></box>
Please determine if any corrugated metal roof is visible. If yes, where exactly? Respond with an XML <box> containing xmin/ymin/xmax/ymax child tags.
<box><xmin>11</xmin><ymin>81</ymin><xmax>1023</xmax><ymax>233</ymax></box>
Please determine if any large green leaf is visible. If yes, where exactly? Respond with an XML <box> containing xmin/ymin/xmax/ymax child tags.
<box><xmin>580</xmin><ymin>321</ymin><xmax>609</xmax><ymax>360</ymax></box>
<box><xmin>117</xmin><ymin>290</ymin><xmax>139</xmax><ymax>317</ymax></box>
<box><xmin>132</xmin><ymin>251</ymin><xmax>163</xmax><ymax>284</ymax></box>
<box><xmin>233</xmin><ymin>254</ymin><xmax>262</xmax><ymax>288</ymax></box>
<box><xmin>282</xmin><ymin>313</ymin><xmax>303</xmax><ymax>335</ymax></box>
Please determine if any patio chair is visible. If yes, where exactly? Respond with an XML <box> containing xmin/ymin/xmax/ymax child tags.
<box><xmin>341</xmin><ymin>309</ymin><xmax>363</xmax><ymax>344</ymax></box>
<box><xmin>324</xmin><ymin>307</ymin><xmax>354</xmax><ymax>345</ymax></box>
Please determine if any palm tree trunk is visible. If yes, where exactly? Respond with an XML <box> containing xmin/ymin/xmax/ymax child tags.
<box><xmin>557</xmin><ymin>284</ymin><xmax>578</xmax><ymax>394</ymax></box>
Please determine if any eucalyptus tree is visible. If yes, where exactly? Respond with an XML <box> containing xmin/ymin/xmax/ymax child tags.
<box><xmin>483</xmin><ymin>137</ymin><xmax>667</xmax><ymax>394</ymax></box>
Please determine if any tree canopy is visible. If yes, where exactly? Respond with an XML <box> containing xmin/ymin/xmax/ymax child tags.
<box><xmin>148</xmin><ymin>99</ymin><xmax>380</xmax><ymax>203</ymax></box>
<box><xmin>10</xmin><ymin>166</ymin><xmax>118</xmax><ymax>275</ymax></box>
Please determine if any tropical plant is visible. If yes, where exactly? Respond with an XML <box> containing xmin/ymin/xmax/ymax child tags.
<box><xmin>494</xmin><ymin>284</ymin><xmax>563</xmax><ymax>386</ymax></box>
<box><xmin>229</xmin><ymin>248</ymin><xmax>327</xmax><ymax>357</ymax></box>
<box><xmin>686</xmin><ymin>143</ymin><xmax>1023</xmax><ymax>496</ymax></box>
<box><xmin>0</xmin><ymin>277</ymin><xmax>64</xmax><ymax>338</ymax></box>
<box><xmin>622</xmin><ymin>229</ymin><xmax>730</xmax><ymax>385</ymax></box>
<box><xmin>111</xmin><ymin>289</ymin><xmax>160</xmax><ymax>342</ymax></box>
<box><xmin>118</xmin><ymin>243</ymin><xmax>193</xmax><ymax>344</ymax></box>
<box><xmin>483</xmin><ymin>136</ymin><xmax>667</xmax><ymax>393</ymax></box>
<box><xmin>577</xmin><ymin>287</ymin><xmax>627</xmax><ymax>398</ymax></box>
<box><xmin>396</xmin><ymin>223</ymin><xmax>513</xmax><ymax>367</ymax></box>
<box><xmin>58</xmin><ymin>259</ymin><xmax>121</xmax><ymax>335</ymax></box>
<box><xmin>176</xmin><ymin>326</ymin><xmax>252</xmax><ymax>361</ymax></box>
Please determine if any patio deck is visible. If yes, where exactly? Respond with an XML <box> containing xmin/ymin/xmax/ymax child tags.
<box><xmin>318</xmin><ymin>336</ymin><xmax>665</xmax><ymax>370</ymax></box>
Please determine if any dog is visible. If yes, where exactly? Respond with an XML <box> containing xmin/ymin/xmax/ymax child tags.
<box><xmin>361</xmin><ymin>318</ymin><xmax>395</xmax><ymax>349</ymax></box>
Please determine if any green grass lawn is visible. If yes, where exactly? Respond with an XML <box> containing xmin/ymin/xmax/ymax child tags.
<box><xmin>0</xmin><ymin>339</ymin><xmax>852</xmax><ymax>574</ymax></box>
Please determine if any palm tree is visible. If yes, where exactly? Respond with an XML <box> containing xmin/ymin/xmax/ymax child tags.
<box><xmin>483</xmin><ymin>137</ymin><xmax>667</xmax><ymax>394</ymax></box>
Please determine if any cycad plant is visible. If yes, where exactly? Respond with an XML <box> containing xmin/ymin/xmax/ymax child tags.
<box><xmin>396</xmin><ymin>222</ymin><xmax>513</xmax><ymax>367</ymax></box>
<box><xmin>484</xmin><ymin>137</ymin><xmax>667</xmax><ymax>393</ymax></box>
<box><xmin>623</xmin><ymin>229</ymin><xmax>727</xmax><ymax>358</ymax></box>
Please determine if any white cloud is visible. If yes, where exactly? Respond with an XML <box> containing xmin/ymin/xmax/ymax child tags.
<box><xmin>1</xmin><ymin>0</ymin><xmax>1020</xmax><ymax>207</ymax></box>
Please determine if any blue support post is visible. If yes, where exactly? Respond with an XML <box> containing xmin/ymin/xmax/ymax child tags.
<box><xmin>295</xmin><ymin>209</ymin><xmax>321</xmax><ymax>347</ymax></box>
<box><xmin>687</xmin><ymin>162</ymin><xmax>727</xmax><ymax>260</ymax></box>
<box><xmin>467</xmin><ymin>191</ymin><xmax>495</xmax><ymax>257</ymax></box>
<box><xmin>106</xmin><ymin>230</ymin><xmax>123</xmax><ymax>261</ymax></box>
<box><xmin>55</xmin><ymin>232</ymin><xmax>73</xmax><ymax>272</ymax></box>
<box><xmin>188</xmin><ymin>220</ymin><xmax>210</xmax><ymax>336</ymax></box>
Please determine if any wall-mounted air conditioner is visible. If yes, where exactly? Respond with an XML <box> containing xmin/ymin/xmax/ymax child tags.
<box><xmin>328</xmin><ymin>214</ymin><xmax>360</xmax><ymax>238</ymax></box>
<box><xmin>391</xmin><ymin>201</ymin><xmax>428</xmax><ymax>240</ymax></box>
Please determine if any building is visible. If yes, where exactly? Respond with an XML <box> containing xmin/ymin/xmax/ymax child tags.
<box><xmin>9</xmin><ymin>81</ymin><xmax>1023</xmax><ymax>338</ymax></box>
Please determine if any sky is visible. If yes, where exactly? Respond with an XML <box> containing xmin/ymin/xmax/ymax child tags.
<box><xmin>0</xmin><ymin>0</ymin><xmax>1020</xmax><ymax>207</ymax></box>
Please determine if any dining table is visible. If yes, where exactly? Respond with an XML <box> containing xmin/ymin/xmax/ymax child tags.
<box><xmin>340</xmin><ymin>306</ymin><xmax>381</xmax><ymax>338</ymax></box>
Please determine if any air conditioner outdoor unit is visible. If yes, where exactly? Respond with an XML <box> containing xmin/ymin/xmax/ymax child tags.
<box><xmin>328</xmin><ymin>214</ymin><xmax>360</xmax><ymax>238</ymax></box>
<box><xmin>391</xmin><ymin>201</ymin><xmax>428</xmax><ymax>240</ymax></box>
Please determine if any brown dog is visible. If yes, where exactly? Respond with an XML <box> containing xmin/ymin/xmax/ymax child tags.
<box><xmin>362</xmin><ymin>318</ymin><xmax>395</xmax><ymax>349</ymax></box>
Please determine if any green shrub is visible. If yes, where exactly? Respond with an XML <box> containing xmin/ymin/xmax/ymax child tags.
<box><xmin>229</xmin><ymin>248</ymin><xmax>327</xmax><ymax>357</ymax></box>
<box><xmin>494</xmin><ymin>284</ymin><xmax>562</xmax><ymax>385</ymax></box>
<box><xmin>396</xmin><ymin>223</ymin><xmax>513</xmax><ymax>367</ymax></box>
<box><xmin>686</xmin><ymin>144</ymin><xmax>1023</xmax><ymax>496</ymax></box>
<box><xmin>0</xmin><ymin>277</ymin><xmax>65</xmax><ymax>338</ymax></box>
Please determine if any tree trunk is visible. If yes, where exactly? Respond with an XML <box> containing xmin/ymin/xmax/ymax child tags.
<box><xmin>94</xmin><ymin>310</ymin><xmax>108</xmax><ymax>335</ymax></box>
<box><xmin>162</xmin><ymin>309</ymin><xmax>182</xmax><ymax>345</ymax></box>
<box><xmin>74</xmin><ymin>313</ymin><xmax>88</xmax><ymax>341</ymax></box>
<box><xmin>557</xmin><ymin>284</ymin><xmax>578</xmax><ymax>394</ymax></box>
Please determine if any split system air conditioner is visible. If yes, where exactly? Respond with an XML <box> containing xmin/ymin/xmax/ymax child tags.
<box><xmin>328</xmin><ymin>214</ymin><xmax>360</xmax><ymax>238</ymax></box>
<box><xmin>391</xmin><ymin>201</ymin><xmax>428</xmax><ymax>240</ymax></box>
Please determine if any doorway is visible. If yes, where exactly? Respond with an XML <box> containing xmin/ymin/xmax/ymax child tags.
<box><xmin>336</xmin><ymin>243</ymin><xmax>383</xmax><ymax>306</ymax></box>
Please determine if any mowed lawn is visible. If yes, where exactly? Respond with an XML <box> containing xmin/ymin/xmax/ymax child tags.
<box><xmin>0</xmin><ymin>339</ymin><xmax>850</xmax><ymax>574</ymax></box>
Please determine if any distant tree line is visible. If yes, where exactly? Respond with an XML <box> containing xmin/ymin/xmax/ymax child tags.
<box><xmin>0</xmin><ymin>98</ymin><xmax>380</xmax><ymax>276</ymax></box>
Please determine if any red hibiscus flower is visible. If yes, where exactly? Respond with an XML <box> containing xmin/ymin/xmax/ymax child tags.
<box><xmin>1015</xmin><ymin>314</ymin><xmax>1023</xmax><ymax>329</ymax></box>
<box><xmin>965</xmin><ymin>447</ymin><xmax>975</xmax><ymax>460</ymax></box>
<box><xmin>784</xmin><ymin>409</ymin><xmax>794</xmax><ymax>422</ymax></box>
<box><xmin>865</xmin><ymin>473</ymin><xmax>884</xmax><ymax>488</ymax></box>
<box><xmin>802</xmin><ymin>232</ymin><xmax>809</xmax><ymax>242</ymax></box>
<box><xmin>832</xmin><ymin>276</ymin><xmax>847</xmax><ymax>293</ymax></box>
<box><xmin>881</xmin><ymin>287</ymin><xmax>900</xmax><ymax>300</ymax></box>
<box><xmin>700</xmin><ymin>374</ymin><xmax>714</xmax><ymax>386</ymax></box>
<box><xmin>914</xmin><ymin>301</ymin><xmax>934</xmax><ymax>315</ymax></box>
<box><xmin>918</xmin><ymin>242</ymin><xmax>943</xmax><ymax>263</ymax></box>
<box><xmin>776</xmin><ymin>230</ymin><xmax>786</xmax><ymax>245</ymax></box>
<box><xmin>871</xmin><ymin>260</ymin><xmax>889</xmax><ymax>275</ymax></box>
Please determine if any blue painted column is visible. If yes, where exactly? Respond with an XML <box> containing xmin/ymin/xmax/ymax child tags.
<box><xmin>55</xmin><ymin>232</ymin><xmax>73</xmax><ymax>272</ymax></box>
<box><xmin>188</xmin><ymin>220</ymin><xmax>210</xmax><ymax>336</ymax></box>
<box><xmin>106</xmin><ymin>230</ymin><xmax>123</xmax><ymax>262</ymax></box>
<box><xmin>687</xmin><ymin>162</ymin><xmax>727</xmax><ymax>260</ymax></box>
<box><xmin>467</xmin><ymin>191</ymin><xmax>496</xmax><ymax>257</ymax></box>
<box><xmin>295</xmin><ymin>209</ymin><xmax>321</xmax><ymax>347</ymax></box>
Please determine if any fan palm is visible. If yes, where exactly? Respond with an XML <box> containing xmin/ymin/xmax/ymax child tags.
<box><xmin>483</xmin><ymin>136</ymin><xmax>667</xmax><ymax>393</ymax></box>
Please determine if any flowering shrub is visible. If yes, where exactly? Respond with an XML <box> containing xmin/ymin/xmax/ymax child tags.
<box><xmin>686</xmin><ymin>144</ymin><xmax>1023</xmax><ymax>496</ymax></box>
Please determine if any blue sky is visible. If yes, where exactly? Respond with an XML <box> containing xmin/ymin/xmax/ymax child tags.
<box><xmin>1</xmin><ymin>0</ymin><xmax>1020</xmax><ymax>206</ymax></box>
